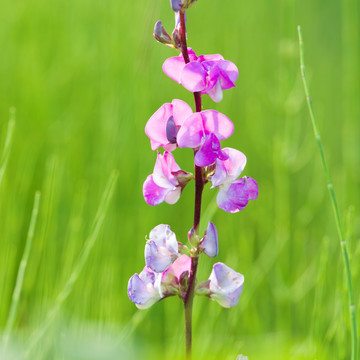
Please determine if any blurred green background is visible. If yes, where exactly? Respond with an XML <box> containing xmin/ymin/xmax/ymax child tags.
<box><xmin>0</xmin><ymin>0</ymin><xmax>359</xmax><ymax>359</ymax></box>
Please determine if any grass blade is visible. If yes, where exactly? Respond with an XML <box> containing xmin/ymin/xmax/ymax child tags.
<box><xmin>25</xmin><ymin>170</ymin><xmax>118</xmax><ymax>357</ymax></box>
<box><xmin>2</xmin><ymin>191</ymin><xmax>41</xmax><ymax>353</ymax></box>
<box><xmin>297</xmin><ymin>25</ymin><xmax>358</xmax><ymax>360</ymax></box>
<box><xmin>0</xmin><ymin>108</ymin><xmax>16</xmax><ymax>190</ymax></box>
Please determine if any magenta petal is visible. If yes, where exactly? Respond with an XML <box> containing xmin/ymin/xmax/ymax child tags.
<box><xmin>143</xmin><ymin>175</ymin><xmax>169</xmax><ymax>206</ymax></box>
<box><xmin>197</xmin><ymin>54</ymin><xmax>224</xmax><ymax>62</ymax></box>
<box><xmin>218</xmin><ymin>60</ymin><xmax>239</xmax><ymax>85</ymax></box>
<box><xmin>195</xmin><ymin>134</ymin><xmax>226</xmax><ymax>167</ymax></box>
<box><xmin>177</xmin><ymin>113</ymin><xmax>204</xmax><ymax>148</ymax></box>
<box><xmin>163</xmin><ymin>56</ymin><xmax>185</xmax><ymax>83</ymax></box>
<box><xmin>202</xmin><ymin>110</ymin><xmax>234</xmax><ymax>140</ymax></box>
<box><xmin>217</xmin><ymin>181</ymin><xmax>249</xmax><ymax>213</ymax></box>
<box><xmin>244</xmin><ymin>177</ymin><xmax>259</xmax><ymax>200</ymax></box>
<box><xmin>181</xmin><ymin>62</ymin><xmax>208</xmax><ymax>92</ymax></box>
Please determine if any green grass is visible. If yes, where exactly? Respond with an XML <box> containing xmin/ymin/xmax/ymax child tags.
<box><xmin>0</xmin><ymin>0</ymin><xmax>359</xmax><ymax>359</ymax></box>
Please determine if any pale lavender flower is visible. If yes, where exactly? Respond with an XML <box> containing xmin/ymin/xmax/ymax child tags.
<box><xmin>127</xmin><ymin>267</ymin><xmax>162</xmax><ymax>309</ymax></box>
<box><xmin>145</xmin><ymin>224</ymin><xmax>180</xmax><ymax>273</ymax></box>
<box><xmin>208</xmin><ymin>263</ymin><xmax>244</xmax><ymax>308</ymax></box>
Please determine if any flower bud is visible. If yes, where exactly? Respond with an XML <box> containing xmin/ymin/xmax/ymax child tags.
<box><xmin>153</xmin><ymin>20</ymin><xmax>172</xmax><ymax>46</ymax></box>
<box><xmin>170</xmin><ymin>0</ymin><xmax>183</xmax><ymax>11</ymax></box>
<box><xmin>199</xmin><ymin>221</ymin><xmax>219</xmax><ymax>257</ymax></box>
<box><xmin>187</xmin><ymin>227</ymin><xmax>200</xmax><ymax>247</ymax></box>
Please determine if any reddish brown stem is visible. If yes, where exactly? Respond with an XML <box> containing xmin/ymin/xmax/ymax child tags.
<box><xmin>179</xmin><ymin>10</ymin><xmax>204</xmax><ymax>360</ymax></box>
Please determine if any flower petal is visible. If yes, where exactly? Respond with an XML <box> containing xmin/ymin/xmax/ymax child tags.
<box><xmin>145</xmin><ymin>224</ymin><xmax>179</xmax><ymax>273</ymax></box>
<box><xmin>244</xmin><ymin>177</ymin><xmax>259</xmax><ymax>200</ymax></box>
<box><xmin>143</xmin><ymin>175</ymin><xmax>169</xmax><ymax>206</ymax></box>
<box><xmin>128</xmin><ymin>268</ymin><xmax>162</xmax><ymax>309</ymax></box>
<box><xmin>202</xmin><ymin>110</ymin><xmax>234</xmax><ymax>140</ymax></box>
<box><xmin>209</xmin><ymin>263</ymin><xmax>244</xmax><ymax>308</ymax></box>
<box><xmin>207</xmin><ymin>80</ymin><xmax>223</xmax><ymax>102</ymax></box>
<box><xmin>200</xmin><ymin>221</ymin><xmax>219</xmax><ymax>257</ymax></box>
<box><xmin>218</xmin><ymin>60</ymin><xmax>239</xmax><ymax>85</ymax></box>
<box><xmin>163</xmin><ymin>56</ymin><xmax>186</xmax><ymax>83</ymax></box>
<box><xmin>162</xmin><ymin>254</ymin><xmax>191</xmax><ymax>282</ymax></box>
<box><xmin>176</xmin><ymin>112</ymin><xmax>205</xmax><ymax>148</ymax></box>
<box><xmin>145</xmin><ymin>103</ymin><xmax>172</xmax><ymax>151</ymax></box>
<box><xmin>217</xmin><ymin>180</ymin><xmax>249</xmax><ymax>213</ymax></box>
<box><xmin>181</xmin><ymin>62</ymin><xmax>208</xmax><ymax>92</ymax></box>
<box><xmin>171</xmin><ymin>99</ymin><xmax>193</xmax><ymax>127</ymax></box>
<box><xmin>194</xmin><ymin>133</ymin><xmax>227</xmax><ymax>167</ymax></box>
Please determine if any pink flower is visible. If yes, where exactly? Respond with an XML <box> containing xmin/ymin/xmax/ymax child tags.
<box><xmin>161</xmin><ymin>254</ymin><xmax>191</xmax><ymax>291</ymax></box>
<box><xmin>210</xmin><ymin>148</ymin><xmax>258</xmax><ymax>213</ymax></box>
<box><xmin>145</xmin><ymin>99</ymin><xmax>193</xmax><ymax>151</ymax></box>
<box><xmin>177</xmin><ymin>110</ymin><xmax>233</xmax><ymax>167</ymax></box>
<box><xmin>143</xmin><ymin>151</ymin><xmax>192</xmax><ymax>206</ymax></box>
<box><xmin>163</xmin><ymin>48</ymin><xmax>238</xmax><ymax>102</ymax></box>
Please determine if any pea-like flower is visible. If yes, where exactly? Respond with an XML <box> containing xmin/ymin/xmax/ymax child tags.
<box><xmin>128</xmin><ymin>255</ymin><xmax>192</xmax><ymax>309</ymax></box>
<box><xmin>163</xmin><ymin>48</ymin><xmax>238</xmax><ymax>102</ymax></box>
<box><xmin>208</xmin><ymin>263</ymin><xmax>244</xmax><ymax>308</ymax></box>
<box><xmin>145</xmin><ymin>99</ymin><xmax>193</xmax><ymax>151</ymax></box>
<box><xmin>161</xmin><ymin>254</ymin><xmax>192</xmax><ymax>295</ymax></box>
<box><xmin>145</xmin><ymin>224</ymin><xmax>180</xmax><ymax>273</ymax></box>
<box><xmin>143</xmin><ymin>151</ymin><xmax>193</xmax><ymax>206</ymax></box>
<box><xmin>210</xmin><ymin>147</ymin><xmax>258</xmax><ymax>213</ymax></box>
<box><xmin>127</xmin><ymin>267</ymin><xmax>162</xmax><ymax>309</ymax></box>
<box><xmin>177</xmin><ymin>110</ymin><xmax>233</xmax><ymax>167</ymax></box>
<box><xmin>199</xmin><ymin>221</ymin><xmax>219</xmax><ymax>257</ymax></box>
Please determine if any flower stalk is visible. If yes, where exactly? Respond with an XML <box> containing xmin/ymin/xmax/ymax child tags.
<box><xmin>128</xmin><ymin>3</ymin><xmax>258</xmax><ymax>359</ymax></box>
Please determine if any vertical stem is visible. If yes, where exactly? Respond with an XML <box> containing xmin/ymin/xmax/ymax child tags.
<box><xmin>297</xmin><ymin>26</ymin><xmax>358</xmax><ymax>360</ymax></box>
<box><xmin>179</xmin><ymin>10</ymin><xmax>204</xmax><ymax>360</ymax></box>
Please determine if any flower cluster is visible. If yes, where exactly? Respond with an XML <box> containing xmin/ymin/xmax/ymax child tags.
<box><xmin>128</xmin><ymin>1</ymin><xmax>259</xmax><ymax>353</ymax></box>
<box><xmin>128</xmin><ymin>224</ymin><xmax>245</xmax><ymax>309</ymax></box>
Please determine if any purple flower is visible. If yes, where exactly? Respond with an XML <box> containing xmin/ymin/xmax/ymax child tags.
<box><xmin>127</xmin><ymin>255</ymin><xmax>192</xmax><ymax>309</ymax></box>
<box><xmin>145</xmin><ymin>99</ymin><xmax>193</xmax><ymax>151</ymax></box>
<box><xmin>143</xmin><ymin>151</ymin><xmax>192</xmax><ymax>206</ymax></box>
<box><xmin>208</xmin><ymin>263</ymin><xmax>244</xmax><ymax>308</ymax></box>
<box><xmin>145</xmin><ymin>224</ymin><xmax>180</xmax><ymax>273</ymax></box>
<box><xmin>199</xmin><ymin>221</ymin><xmax>218</xmax><ymax>257</ymax></box>
<box><xmin>177</xmin><ymin>110</ymin><xmax>233</xmax><ymax>167</ymax></box>
<box><xmin>163</xmin><ymin>48</ymin><xmax>238</xmax><ymax>102</ymax></box>
<box><xmin>210</xmin><ymin>147</ymin><xmax>258</xmax><ymax>213</ymax></box>
<box><xmin>127</xmin><ymin>267</ymin><xmax>162</xmax><ymax>309</ymax></box>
